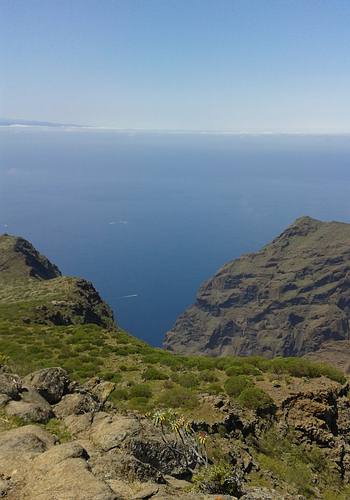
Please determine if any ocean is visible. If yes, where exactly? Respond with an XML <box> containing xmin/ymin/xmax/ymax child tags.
<box><xmin>1</xmin><ymin>128</ymin><xmax>350</xmax><ymax>345</ymax></box>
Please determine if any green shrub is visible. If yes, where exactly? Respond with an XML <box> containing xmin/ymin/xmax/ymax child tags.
<box><xmin>99</xmin><ymin>371</ymin><xmax>122</xmax><ymax>383</ymax></box>
<box><xmin>237</xmin><ymin>386</ymin><xmax>275</xmax><ymax>414</ymax></box>
<box><xmin>267</xmin><ymin>357</ymin><xmax>345</xmax><ymax>383</ymax></box>
<box><xmin>224</xmin><ymin>375</ymin><xmax>253</xmax><ymax>397</ymax></box>
<box><xmin>158</xmin><ymin>386</ymin><xmax>198</xmax><ymax>409</ymax></box>
<box><xmin>200</xmin><ymin>369</ymin><xmax>218</xmax><ymax>382</ymax></box>
<box><xmin>225</xmin><ymin>363</ymin><xmax>260</xmax><ymax>377</ymax></box>
<box><xmin>128</xmin><ymin>397</ymin><xmax>151</xmax><ymax>412</ymax></box>
<box><xmin>129</xmin><ymin>384</ymin><xmax>152</xmax><ymax>399</ymax></box>
<box><xmin>192</xmin><ymin>462</ymin><xmax>240</xmax><ymax>496</ymax></box>
<box><xmin>143</xmin><ymin>367</ymin><xmax>168</xmax><ymax>381</ymax></box>
<box><xmin>163</xmin><ymin>379</ymin><xmax>175</xmax><ymax>389</ymax></box>
<box><xmin>175</xmin><ymin>372</ymin><xmax>200</xmax><ymax>388</ymax></box>
<box><xmin>109</xmin><ymin>388</ymin><xmax>129</xmax><ymax>402</ymax></box>
<box><xmin>206</xmin><ymin>383</ymin><xmax>224</xmax><ymax>395</ymax></box>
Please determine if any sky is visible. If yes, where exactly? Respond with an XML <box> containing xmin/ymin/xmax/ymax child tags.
<box><xmin>1</xmin><ymin>0</ymin><xmax>350</xmax><ymax>132</ymax></box>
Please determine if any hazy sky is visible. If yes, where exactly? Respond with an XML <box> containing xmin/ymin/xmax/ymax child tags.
<box><xmin>1</xmin><ymin>0</ymin><xmax>350</xmax><ymax>132</ymax></box>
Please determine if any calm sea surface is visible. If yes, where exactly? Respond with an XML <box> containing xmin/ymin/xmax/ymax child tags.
<box><xmin>1</xmin><ymin>128</ymin><xmax>350</xmax><ymax>345</ymax></box>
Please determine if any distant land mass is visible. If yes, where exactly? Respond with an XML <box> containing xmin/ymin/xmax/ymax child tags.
<box><xmin>0</xmin><ymin>118</ymin><xmax>82</xmax><ymax>128</ymax></box>
<box><xmin>164</xmin><ymin>216</ymin><xmax>350</xmax><ymax>370</ymax></box>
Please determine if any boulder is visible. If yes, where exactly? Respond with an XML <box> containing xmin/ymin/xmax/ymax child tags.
<box><xmin>0</xmin><ymin>424</ymin><xmax>56</xmax><ymax>456</ymax></box>
<box><xmin>5</xmin><ymin>388</ymin><xmax>54</xmax><ymax>423</ymax></box>
<box><xmin>54</xmin><ymin>392</ymin><xmax>99</xmax><ymax>418</ymax></box>
<box><xmin>84</xmin><ymin>377</ymin><xmax>115</xmax><ymax>404</ymax></box>
<box><xmin>131</xmin><ymin>484</ymin><xmax>159</xmax><ymax>499</ymax></box>
<box><xmin>31</xmin><ymin>441</ymin><xmax>89</xmax><ymax>472</ymax></box>
<box><xmin>0</xmin><ymin>372</ymin><xmax>21</xmax><ymax>399</ymax></box>
<box><xmin>64</xmin><ymin>411</ymin><xmax>95</xmax><ymax>435</ymax></box>
<box><xmin>5</xmin><ymin>399</ymin><xmax>53</xmax><ymax>424</ymax></box>
<box><xmin>90</xmin><ymin>449</ymin><xmax>163</xmax><ymax>483</ymax></box>
<box><xmin>89</xmin><ymin>412</ymin><xmax>140</xmax><ymax>451</ymax></box>
<box><xmin>20</xmin><ymin>448</ymin><xmax>116</xmax><ymax>500</ymax></box>
<box><xmin>23</xmin><ymin>367</ymin><xmax>70</xmax><ymax>404</ymax></box>
<box><xmin>0</xmin><ymin>425</ymin><xmax>56</xmax><ymax>480</ymax></box>
<box><xmin>128</xmin><ymin>437</ymin><xmax>198</xmax><ymax>478</ymax></box>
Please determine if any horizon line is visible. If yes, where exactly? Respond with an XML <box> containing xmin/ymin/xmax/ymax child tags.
<box><xmin>1</xmin><ymin>123</ymin><xmax>350</xmax><ymax>136</ymax></box>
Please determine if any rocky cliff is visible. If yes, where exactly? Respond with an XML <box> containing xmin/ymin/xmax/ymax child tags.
<box><xmin>0</xmin><ymin>234</ymin><xmax>114</xmax><ymax>329</ymax></box>
<box><xmin>164</xmin><ymin>217</ymin><xmax>350</xmax><ymax>362</ymax></box>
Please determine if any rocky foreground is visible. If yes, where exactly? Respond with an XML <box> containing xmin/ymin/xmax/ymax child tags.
<box><xmin>164</xmin><ymin>216</ymin><xmax>350</xmax><ymax>365</ymax></box>
<box><xmin>0</xmin><ymin>363</ymin><xmax>350</xmax><ymax>499</ymax></box>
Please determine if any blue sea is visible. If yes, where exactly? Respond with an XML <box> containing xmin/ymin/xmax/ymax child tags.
<box><xmin>1</xmin><ymin>128</ymin><xmax>350</xmax><ymax>345</ymax></box>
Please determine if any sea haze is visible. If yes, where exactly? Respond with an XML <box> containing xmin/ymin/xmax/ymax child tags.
<box><xmin>1</xmin><ymin>128</ymin><xmax>350</xmax><ymax>345</ymax></box>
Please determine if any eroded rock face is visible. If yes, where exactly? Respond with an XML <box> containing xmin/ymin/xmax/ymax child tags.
<box><xmin>164</xmin><ymin>217</ymin><xmax>350</xmax><ymax>360</ymax></box>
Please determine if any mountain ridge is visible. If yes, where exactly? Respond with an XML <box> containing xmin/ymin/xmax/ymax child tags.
<box><xmin>164</xmin><ymin>216</ymin><xmax>350</xmax><ymax>366</ymax></box>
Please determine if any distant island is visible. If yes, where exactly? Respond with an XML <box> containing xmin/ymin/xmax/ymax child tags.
<box><xmin>0</xmin><ymin>118</ymin><xmax>82</xmax><ymax>128</ymax></box>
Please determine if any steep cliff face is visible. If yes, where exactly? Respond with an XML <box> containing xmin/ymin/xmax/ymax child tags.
<box><xmin>0</xmin><ymin>234</ymin><xmax>61</xmax><ymax>281</ymax></box>
<box><xmin>164</xmin><ymin>217</ymin><xmax>350</xmax><ymax>359</ymax></box>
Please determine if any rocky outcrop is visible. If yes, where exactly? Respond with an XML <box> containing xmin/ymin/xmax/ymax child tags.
<box><xmin>23</xmin><ymin>367</ymin><xmax>70</xmax><ymax>404</ymax></box>
<box><xmin>0</xmin><ymin>233</ymin><xmax>115</xmax><ymax>328</ymax></box>
<box><xmin>1</xmin><ymin>363</ymin><xmax>350</xmax><ymax>498</ymax></box>
<box><xmin>164</xmin><ymin>216</ymin><xmax>350</xmax><ymax>360</ymax></box>
<box><xmin>0</xmin><ymin>365</ymin><xmax>232</xmax><ymax>499</ymax></box>
<box><xmin>0</xmin><ymin>234</ymin><xmax>61</xmax><ymax>281</ymax></box>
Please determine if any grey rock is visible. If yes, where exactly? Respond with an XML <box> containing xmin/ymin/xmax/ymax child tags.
<box><xmin>131</xmin><ymin>484</ymin><xmax>159</xmax><ymax>499</ymax></box>
<box><xmin>84</xmin><ymin>377</ymin><xmax>115</xmax><ymax>404</ymax></box>
<box><xmin>0</xmin><ymin>394</ymin><xmax>10</xmax><ymax>407</ymax></box>
<box><xmin>20</xmin><ymin>443</ymin><xmax>116</xmax><ymax>500</ymax></box>
<box><xmin>5</xmin><ymin>399</ymin><xmax>53</xmax><ymax>424</ymax></box>
<box><xmin>5</xmin><ymin>387</ymin><xmax>54</xmax><ymax>423</ymax></box>
<box><xmin>54</xmin><ymin>392</ymin><xmax>99</xmax><ymax>418</ymax></box>
<box><xmin>89</xmin><ymin>412</ymin><xmax>140</xmax><ymax>451</ymax></box>
<box><xmin>24</xmin><ymin>367</ymin><xmax>70</xmax><ymax>404</ymax></box>
<box><xmin>0</xmin><ymin>372</ymin><xmax>21</xmax><ymax>399</ymax></box>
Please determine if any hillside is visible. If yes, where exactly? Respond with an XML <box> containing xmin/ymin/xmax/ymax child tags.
<box><xmin>1</xmin><ymin>233</ymin><xmax>350</xmax><ymax>498</ymax></box>
<box><xmin>164</xmin><ymin>216</ymin><xmax>350</xmax><ymax>366</ymax></box>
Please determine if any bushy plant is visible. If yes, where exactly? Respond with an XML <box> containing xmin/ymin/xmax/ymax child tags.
<box><xmin>225</xmin><ymin>363</ymin><xmax>260</xmax><ymax>376</ymax></box>
<box><xmin>174</xmin><ymin>372</ymin><xmax>200</xmax><ymax>388</ymax></box>
<box><xmin>109</xmin><ymin>387</ymin><xmax>129</xmax><ymax>403</ymax></box>
<box><xmin>98</xmin><ymin>371</ymin><xmax>122</xmax><ymax>383</ymax></box>
<box><xmin>158</xmin><ymin>386</ymin><xmax>198</xmax><ymax>409</ymax></box>
<box><xmin>200</xmin><ymin>369</ymin><xmax>218</xmax><ymax>382</ymax></box>
<box><xmin>237</xmin><ymin>386</ymin><xmax>275</xmax><ymax>414</ymax></box>
<box><xmin>206</xmin><ymin>383</ymin><xmax>224</xmax><ymax>395</ymax></box>
<box><xmin>143</xmin><ymin>366</ymin><xmax>168</xmax><ymax>381</ymax></box>
<box><xmin>129</xmin><ymin>384</ymin><xmax>152</xmax><ymax>399</ymax></box>
<box><xmin>224</xmin><ymin>375</ymin><xmax>253</xmax><ymax>397</ymax></box>
<box><xmin>192</xmin><ymin>462</ymin><xmax>241</xmax><ymax>496</ymax></box>
<box><xmin>128</xmin><ymin>396</ymin><xmax>151</xmax><ymax>412</ymax></box>
<box><xmin>267</xmin><ymin>357</ymin><xmax>345</xmax><ymax>383</ymax></box>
